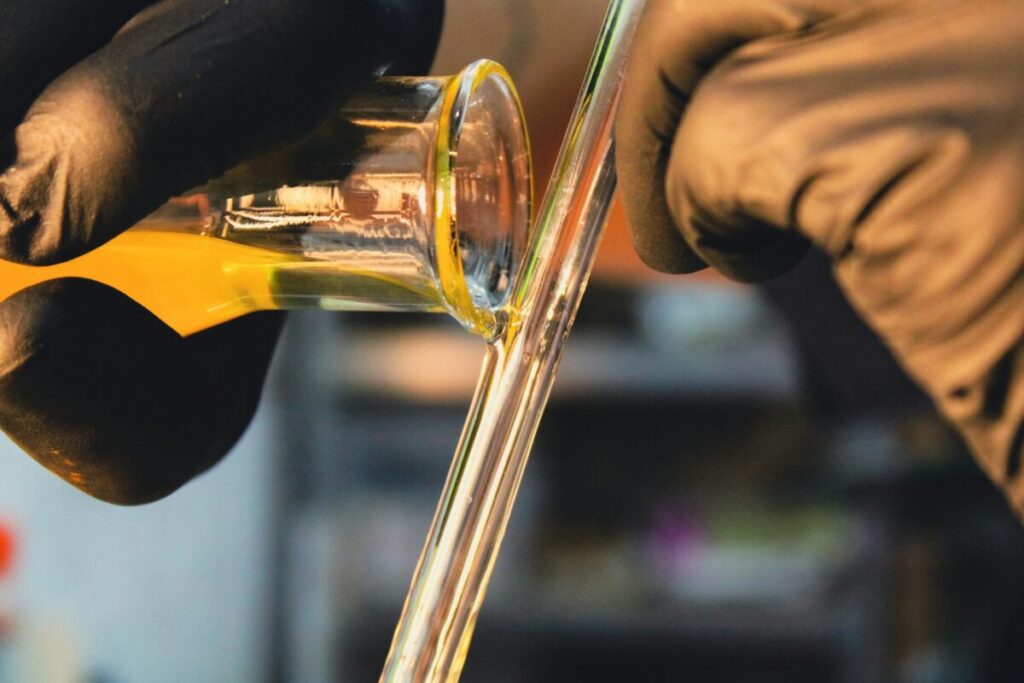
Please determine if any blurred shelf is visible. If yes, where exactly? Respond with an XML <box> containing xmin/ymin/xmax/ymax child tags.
<box><xmin>495</xmin><ymin>599</ymin><xmax>842</xmax><ymax>649</ymax></box>
<box><xmin>358</xmin><ymin>594</ymin><xmax>844</xmax><ymax>652</ymax></box>
<box><xmin>334</xmin><ymin>327</ymin><xmax>800</xmax><ymax>404</ymax></box>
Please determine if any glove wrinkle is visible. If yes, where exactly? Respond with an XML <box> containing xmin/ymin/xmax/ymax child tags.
<box><xmin>684</xmin><ymin>199</ymin><xmax>811</xmax><ymax>283</ymax></box>
<box><xmin>0</xmin><ymin>77</ymin><xmax>139</xmax><ymax>265</ymax></box>
<box><xmin>143</xmin><ymin>8</ymin><xmax>222</xmax><ymax>55</ymax></box>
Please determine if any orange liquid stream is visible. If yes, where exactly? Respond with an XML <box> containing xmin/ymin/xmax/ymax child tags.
<box><xmin>0</xmin><ymin>229</ymin><xmax>291</xmax><ymax>336</ymax></box>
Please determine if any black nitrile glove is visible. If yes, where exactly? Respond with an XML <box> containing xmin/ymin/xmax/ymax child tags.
<box><xmin>0</xmin><ymin>0</ymin><xmax>444</xmax><ymax>504</ymax></box>
<box><xmin>616</xmin><ymin>0</ymin><xmax>1024</xmax><ymax>513</ymax></box>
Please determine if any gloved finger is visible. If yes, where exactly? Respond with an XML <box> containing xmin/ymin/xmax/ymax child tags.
<box><xmin>0</xmin><ymin>278</ymin><xmax>284</xmax><ymax>505</ymax></box>
<box><xmin>0</xmin><ymin>0</ymin><xmax>156</xmax><ymax>133</ymax></box>
<box><xmin>668</xmin><ymin>0</ymin><xmax>1024</xmax><ymax>485</ymax></box>
<box><xmin>614</xmin><ymin>0</ymin><xmax>851</xmax><ymax>275</ymax></box>
<box><xmin>0</xmin><ymin>0</ymin><xmax>445</xmax><ymax>265</ymax></box>
<box><xmin>664</xmin><ymin>0</ymin><xmax>1020</xmax><ymax>274</ymax></box>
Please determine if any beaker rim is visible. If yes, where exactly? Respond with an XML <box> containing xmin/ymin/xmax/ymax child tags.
<box><xmin>433</xmin><ymin>59</ymin><xmax>533</xmax><ymax>338</ymax></box>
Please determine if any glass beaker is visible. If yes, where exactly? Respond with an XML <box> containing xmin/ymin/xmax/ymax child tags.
<box><xmin>0</xmin><ymin>60</ymin><xmax>532</xmax><ymax>338</ymax></box>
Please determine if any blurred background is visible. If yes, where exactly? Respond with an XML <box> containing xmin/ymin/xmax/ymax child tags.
<box><xmin>2</xmin><ymin>2</ymin><xmax>1024</xmax><ymax>681</ymax></box>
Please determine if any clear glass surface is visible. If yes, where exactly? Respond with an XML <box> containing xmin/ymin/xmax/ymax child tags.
<box><xmin>380</xmin><ymin>2</ymin><xmax>648</xmax><ymax>681</ymax></box>
<box><xmin>0</xmin><ymin>61</ymin><xmax>532</xmax><ymax>338</ymax></box>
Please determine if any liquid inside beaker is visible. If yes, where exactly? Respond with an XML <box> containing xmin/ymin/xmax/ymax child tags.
<box><xmin>0</xmin><ymin>61</ymin><xmax>531</xmax><ymax>338</ymax></box>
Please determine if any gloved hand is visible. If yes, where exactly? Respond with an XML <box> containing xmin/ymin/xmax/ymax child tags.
<box><xmin>0</xmin><ymin>0</ymin><xmax>444</xmax><ymax>504</ymax></box>
<box><xmin>616</xmin><ymin>0</ymin><xmax>1024</xmax><ymax>510</ymax></box>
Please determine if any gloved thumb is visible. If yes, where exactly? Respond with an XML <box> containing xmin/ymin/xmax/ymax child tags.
<box><xmin>615</xmin><ymin>0</ymin><xmax>852</xmax><ymax>276</ymax></box>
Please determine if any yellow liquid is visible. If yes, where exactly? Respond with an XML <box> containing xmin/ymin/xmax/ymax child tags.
<box><xmin>0</xmin><ymin>227</ymin><xmax>444</xmax><ymax>337</ymax></box>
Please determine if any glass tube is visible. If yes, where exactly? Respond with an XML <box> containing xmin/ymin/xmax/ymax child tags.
<box><xmin>380</xmin><ymin>1</ymin><xmax>648</xmax><ymax>680</ymax></box>
<box><xmin>0</xmin><ymin>61</ymin><xmax>532</xmax><ymax>339</ymax></box>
